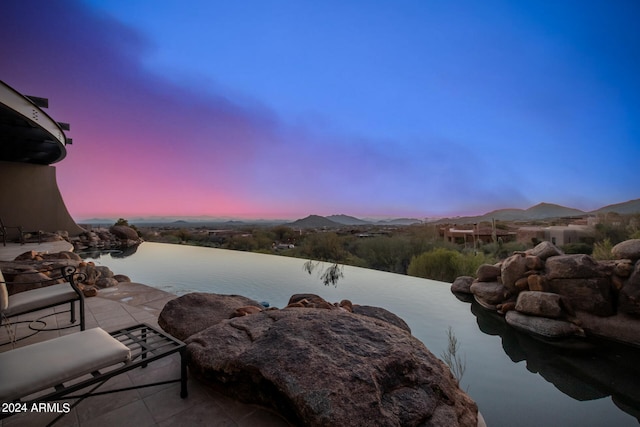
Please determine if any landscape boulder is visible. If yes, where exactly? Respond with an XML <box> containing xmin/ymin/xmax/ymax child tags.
<box><xmin>545</xmin><ymin>278</ymin><xmax>613</xmax><ymax>316</ymax></box>
<box><xmin>501</xmin><ymin>254</ymin><xmax>529</xmax><ymax>291</ymax></box>
<box><xmin>451</xmin><ymin>276</ymin><xmax>474</xmax><ymax>294</ymax></box>
<box><xmin>545</xmin><ymin>254</ymin><xmax>604</xmax><ymax>280</ymax></box>
<box><xmin>476</xmin><ymin>265</ymin><xmax>501</xmax><ymax>282</ymax></box>
<box><xmin>618</xmin><ymin>262</ymin><xmax>640</xmax><ymax>316</ymax></box>
<box><xmin>515</xmin><ymin>291</ymin><xmax>564</xmax><ymax>319</ymax></box>
<box><xmin>526</xmin><ymin>241</ymin><xmax>564</xmax><ymax>260</ymax></box>
<box><xmin>612</xmin><ymin>239</ymin><xmax>640</xmax><ymax>261</ymax></box>
<box><xmin>186</xmin><ymin>307</ymin><xmax>478</xmax><ymax>427</ymax></box>
<box><xmin>351</xmin><ymin>304</ymin><xmax>411</xmax><ymax>333</ymax></box>
<box><xmin>470</xmin><ymin>281</ymin><xmax>508</xmax><ymax>309</ymax></box>
<box><xmin>158</xmin><ymin>292</ymin><xmax>265</xmax><ymax>341</ymax></box>
<box><xmin>109</xmin><ymin>225</ymin><xmax>140</xmax><ymax>241</ymax></box>
<box><xmin>505</xmin><ymin>311</ymin><xmax>584</xmax><ymax>339</ymax></box>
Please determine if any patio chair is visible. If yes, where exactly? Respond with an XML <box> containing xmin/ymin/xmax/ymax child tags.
<box><xmin>0</xmin><ymin>218</ymin><xmax>42</xmax><ymax>245</ymax></box>
<box><xmin>0</xmin><ymin>323</ymin><xmax>188</xmax><ymax>424</ymax></box>
<box><xmin>0</xmin><ymin>217</ymin><xmax>24</xmax><ymax>246</ymax></box>
<box><xmin>0</xmin><ymin>265</ymin><xmax>85</xmax><ymax>343</ymax></box>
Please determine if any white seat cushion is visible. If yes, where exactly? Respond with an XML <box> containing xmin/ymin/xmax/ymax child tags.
<box><xmin>4</xmin><ymin>282</ymin><xmax>78</xmax><ymax>317</ymax></box>
<box><xmin>0</xmin><ymin>328</ymin><xmax>131</xmax><ymax>401</ymax></box>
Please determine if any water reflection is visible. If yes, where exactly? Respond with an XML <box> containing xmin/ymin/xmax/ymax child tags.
<box><xmin>469</xmin><ymin>300</ymin><xmax>640</xmax><ymax>422</ymax></box>
<box><xmin>78</xmin><ymin>245</ymin><xmax>139</xmax><ymax>259</ymax></box>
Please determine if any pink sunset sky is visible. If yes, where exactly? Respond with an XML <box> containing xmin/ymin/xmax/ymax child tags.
<box><xmin>1</xmin><ymin>0</ymin><xmax>639</xmax><ymax>221</ymax></box>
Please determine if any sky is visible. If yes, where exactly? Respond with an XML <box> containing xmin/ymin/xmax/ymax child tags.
<box><xmin>1</xmin><ymin>0</ymin><xmax>639</xmax><ymax>220</ymax></box>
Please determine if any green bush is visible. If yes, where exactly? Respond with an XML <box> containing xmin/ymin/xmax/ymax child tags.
<box><xmin>592</xmin><ymin>238</ymin><xmax>615</xmax><ymax>260</ymax></box>
<box><xmin>561</xmin><ymin>243</ymin><xmax>593</xmax><ymax>255</ymax></box>
<box><xmin>407</xmin><ymin>248</ymin><xmax>462</xmax><ymax>282</ymax></box>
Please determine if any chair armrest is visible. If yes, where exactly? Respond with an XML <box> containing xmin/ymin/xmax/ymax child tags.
<box><xmin>1</xmin><ymin>266</ymin><xmax>86</xmax><ymax>298</ymax></box>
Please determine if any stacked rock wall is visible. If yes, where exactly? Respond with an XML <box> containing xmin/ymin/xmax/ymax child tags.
<box><xmin>452</xmin><ymin>239</ymin><xmax>640</xmax><ymax>346</ymax></box>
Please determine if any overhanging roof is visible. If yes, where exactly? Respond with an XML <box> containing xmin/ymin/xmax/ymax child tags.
<box><xmin>0</xmin><ymin>80</ymin><xmax>68</xmax><ymax>164</ymax></box>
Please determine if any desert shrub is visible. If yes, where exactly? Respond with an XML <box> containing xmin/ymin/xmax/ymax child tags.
<box><xmin>456</xmin><ymin>251</ymin><xmax>497</xmax><ymax>276</ymax></box>
<box><xmin>561</xmin><ymin>243</ymin><xmax>593</xmax><ymax>255</ymax></box>
<box><xmin>407</xmin><ymin>248</ymin><xmax>462</xmax><ymax>282</ymax></box>
<box><xmin>592</xmin><ymin>238</ymin><xmax>615</xmax><ymax>260</ymax></box>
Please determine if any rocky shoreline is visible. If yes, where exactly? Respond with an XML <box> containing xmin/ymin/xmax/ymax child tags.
<box><xmin>452</xmin><ymin>239</ymin><xmax>640</xmax><ymax>347</ymax></box>
<box><xmin>19</xmin><ymin>224</ymin><xmax>143</xmax><ymax>253</ymax></box>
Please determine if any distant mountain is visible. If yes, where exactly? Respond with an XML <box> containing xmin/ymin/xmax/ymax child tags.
<box><xmin>326</xmin><ymin>214</ymin><xmax>371</xmax><ymax>225</ymax></box>
<box><xmin>432</xmin><ymin>199</ymin><xmax>640</xmax><ymax>224</ymax></box>
<box><xmin>288</xmin><ymin>215</ymin><xmax>343</xmax><ymax>228</ymax></box>
<box><xmin>591</xmin><ymin>199</ymin><xmax>640</xmax><ymax>215</ymax></box>
<box><xmin>377</xmin><ymin>218</ymin><xmax>423</xmax><ymax>225</ymax></box>
<box><xmin>483</xmin><ymin>203</ymin><xmax>586</xmax><ymax>221</ymax></box>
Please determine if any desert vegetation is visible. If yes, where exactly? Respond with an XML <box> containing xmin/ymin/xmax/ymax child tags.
<box><xmin>131</xmin><ymin>212</ymin><xmax>640</xmax><ymax>282</ymax></box>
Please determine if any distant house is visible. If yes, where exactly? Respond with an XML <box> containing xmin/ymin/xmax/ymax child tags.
<box><xmin>442</xmin><ymin>226</ymin><xmax>515</xmax><ymax>246</ymax></box>
<box><xmin>516</xmin><ymin>224</ymin><xmax>593</xmax><ymax>246</ymax></box>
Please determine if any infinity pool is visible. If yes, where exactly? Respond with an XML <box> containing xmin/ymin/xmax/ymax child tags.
<box><xmin>84</xmin><ymin>242</ymin><xmax>640</xmax><ymax>427</ymax></box>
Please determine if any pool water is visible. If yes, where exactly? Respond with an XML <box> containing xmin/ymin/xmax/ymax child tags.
<box><xmin>84</xmin><ymin>242</ymin><xmax>640</xmax><ymax>427</ymax></box>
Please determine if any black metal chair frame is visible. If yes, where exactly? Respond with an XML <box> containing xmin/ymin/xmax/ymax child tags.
<box><xmin>0</xmin><ymin>218</ymin><xmax>42</xmax><ymax>246</ymax></box>
<box><xmin>1</xmin><ymin>265</ymin><xmax>86</xmax><ymax>346</ymax></box>
<box><xmin>1</xmin><ymin>323</ymin><xmax>188</xmax><ymax>426</ymax></box>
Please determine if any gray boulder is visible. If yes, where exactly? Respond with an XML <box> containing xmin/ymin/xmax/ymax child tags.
<box><xmin>546</xmin><ymin>278</ymin><xmax>613</xmax><ymax>316</ymax></box>
<box><xmin>501</xmin><ymin>254</ymin><xmax>528</xmax><ymax>291</ymax></box>
<box><xmin>515</xmin><ymin>291</ymin><xmax>564</xmax><ymax>319</ymax></box>
<box><xmin>352</xmin><ymin>305</ymin><xmax>411</xmax><ymax>333</ymax></box>
<box><xmin>476</xmin><ymin>265</ymin><xmax>501</xmax><ymax>282</ymax></box>
<box><xmin>526</xmin><ymin>241</ymin><xmax>564</xmax><ymax>260</ymax></box>
<box><xmin>470</xmin><ymin>281</ymin><xmax>508</xmax><ymax>308</ymax></box>
<box><xmin>619</xmin><ymin>262</ymin><xmax>640</xmax><ymax>316</ymax></box>
<box><xmin>109</xmin><ymin>225</ymin><xmax>140</xmax><ymax>241</ymax></box>
<box><xmin>451</xmin><ymin>276</ymin><xmax>474</xmax><ymax>294</ymax></box>
<box><xmin>186</xmin><ymin>308</ymin><xmax>478</xmax><ymax>427</ymax></box>
<box><xmin>159</xmin><ymin>293</ymin><xmax>265</xmax><ymax>341</ymax></box>
<box><xmin>612</xmin><ymin>239</ymin><xmax>640</xmax><ymax>261</ymax></box>
<box><xmin>505</xmin><ymin>311</ymin><xmax>584</xmax><ymax>339</ymax></box>
<box><xmin>545</xmin><ymin>254</ymin><xmax>604</xmax><ymax>280</ymax></box>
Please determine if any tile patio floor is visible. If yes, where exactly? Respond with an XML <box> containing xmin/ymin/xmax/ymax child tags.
<box><xmin>0</xmin><ymin>242</ymin><xmax>291</xmax><ymax>427</ymax></box>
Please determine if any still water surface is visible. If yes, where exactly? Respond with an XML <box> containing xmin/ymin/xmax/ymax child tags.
<box><xmin>85</xmin><ymin>242</ymin><xmax>640</xmax><ymax>427</ymax></box>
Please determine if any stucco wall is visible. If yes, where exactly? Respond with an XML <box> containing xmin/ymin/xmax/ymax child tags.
<box><xmin>0</xmin><ymin>161</ymin><xmax>84</xmax><ymax>237</ymax></box>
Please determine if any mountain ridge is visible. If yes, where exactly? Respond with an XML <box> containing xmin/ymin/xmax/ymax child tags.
<box><xmin>78</xmin><ymin>199</ymin><xmax>640</xmax><ymax>226</ymax></box>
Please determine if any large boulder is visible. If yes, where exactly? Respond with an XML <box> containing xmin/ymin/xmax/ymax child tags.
<box><xmin>351</xmin><ymin>305</ymin><xmax>411</xmax><ymax>333</ymax></box>
<box><xmin>470</xmin><ymin>281</ymin><xmax>508</xmax><ymax>308</ymax></box>
<box><xmin>451</xmin><ymin>276</ymin><xmax>474</xmax><ymax>294</ymax></box>
<box><xmin>186</xmin><ymin>308</ymin><xmax>478</xmax><ymax>427</ymax></box>
<box><xmin>475</xmin><ymin>264</ymin><xmax>501</xmax><ymax>282</ymax></box>
<box><xmin>612</xmin><ymin>239</ymin><xmax>640</xmax><ymax>261</ymax></box>
<box><xmin>501</xmin><ymin>254</ymin><xmax>528</xmax><ymax>292</ymax></box>
<box><xmin>545</xmin><ymin>278</ymin><xmax>614</xmax><ymax>316</ymax></box>
<box><xmin>505</xmin><ymin>311</ymin><xmax>584</xmax><ymax>339</ymax></box>
<box><xmin>545</xmin><ymin>254</ymin><xmax>604</xmax><ymax>280</ymax></box>
<box><xmin>109</xmin><ymin>225</ymin><xmax>140</xmax><ymax>241</ymax></box>
<box><xmin>515</xmin><ymin>291</ymin><xmax>564</xmax><ymax>319</ymax></box>
<box><xmin>159</xmin><ymin>293</ymin><xmax>265</xmax><ymax>340</ymax></box>
<box><xmin>619</xmin><ymin>262</ymin><xmax>640</xmax><ymax>316</ymax></box>
<box><xmin>526</xmin><ymin>241</ymin><xmax>564</xmax><ymax>260</ymax></box>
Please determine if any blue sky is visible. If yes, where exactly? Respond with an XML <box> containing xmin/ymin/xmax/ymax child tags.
<box><xmin>1</xmin><ymin>0</ymin><xmax>639</xmax><ymax>219</ymax></box>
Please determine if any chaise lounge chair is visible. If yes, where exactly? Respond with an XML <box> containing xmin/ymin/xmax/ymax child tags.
<box><xmin>0</xmin><ymin>323</ymin><xmax>188</xmax><ymax>424</ymax></box>
<box><xmin>0</xmin><ymin>265</ymin><xmax>85</xmax><ymax>343</ymax></box>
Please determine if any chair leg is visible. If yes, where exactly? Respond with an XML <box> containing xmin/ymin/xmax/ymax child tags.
<box><xmin>180</xmin><ymin>349</ymin><xmax>188</xmax><ymax>398</ymax></box>
<box><xmin>79</xmin><ymin>299</ymin><xmax>85</xmax><ymax>331</ymax></box>
<box><xmin>70</xmin><ymin>300</ymin><xmax>76</xmax><ymax>324</ymax></box>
